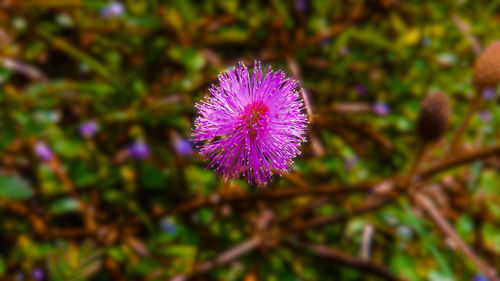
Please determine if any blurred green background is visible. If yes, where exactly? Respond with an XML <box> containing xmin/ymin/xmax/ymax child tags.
<box><xmin>1</xmin><ymin>0</ymin><xmax>500</xmax><ymax>280</ymax></box>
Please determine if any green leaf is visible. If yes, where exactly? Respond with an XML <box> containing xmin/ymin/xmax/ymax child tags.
<box><xmin>0</xmin><ymin>256</ymin><xmax>5</xmax><ymax>277</ymax></box>
<box><xmin>456</xmin><ymin>214</ymin><xmax>474</xmax><ymax>238</ymax></box>
<box><xmin>140</xmin><ymin>163</ymin><xmax>168</xmax><ymax>189</ymax></box>
<box><xmin>391</xmin><ymin>251</ymin><xmax>418</xmax><ymax>281</ymax></box>
<box><xmin>401</xmin><ymin>201</ymin><xmax>455</xmax><ymax>279</ymax></box>
<box><xmin>53</xmin><ymin>139</ymin><xmax>84</xmax><ymax>159</ymax></box>
<box><xmin>160</xmin><ymin>245</ymin><xmax>196</xmax><ymax>258</ymax></box>
<box><xmin>0</xmin><ymin>175</ymin><xmax>34</xmax><ymax>200</ymax></box>
<box><xmin>49</xmin><ymin>197</ymin><xmax>80</xmax><ymax>214</ymax></box>
<box><xmin>48</xmin><ymin>241</ymin><xmax>102</xmax><ymax>281</ymax></box>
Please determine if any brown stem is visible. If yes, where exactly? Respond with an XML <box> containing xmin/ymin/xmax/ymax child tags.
<box><xmin>288</xmin><ymin>196</ymin><xmax>393</xmax><ymax>235</ymax></box>
<box><xmin>47</xmin><ymin>156</ymin><xmax>98</xmax><ymax>233</ymax></box>
<box><xmin>421</xmin><ymin>144</ymin><xmax>500</xmax><ymax>179</ymax></box>
<box><xmin>159</xmin><ymin>144</ymin><xmax>500</xmax><ymax>220</ymax></box>
<box><xmin>448</xmin><ymin>95</ymin><xmax>482</xmax><ymax>155</ymax></box>
<box><xmin>161</xmin><ymin>183</ymin><xmax>374</xmax><ymax>216</ymax></box>
<box><xmin>171</xmin><ymin>235</ymin><xmax>263</xmax><ymax>281</ymax></box>
<box><xmin>160</xmin><ymin>144</ymin><xmax>500</xmax><ymax>280</ymax></box>
<box><xmin>403</xmin><ymin>140</ymin><xmax>428</xmax><ymax>188</ymax></box>
<box><xmin>452</xmin><ymin>13</ymin><xmax>482</xmax><ymax>55</ymax></box>
<box><xmin>289</xmin><ymin>242</ymin><xmax>406</xmax><ymax>281</ymax></box>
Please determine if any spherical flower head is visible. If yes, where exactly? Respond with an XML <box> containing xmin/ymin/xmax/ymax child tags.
<box><xmin>192</xmin><ymin>62</ymin><xmax>308</xmax><ymax>185</ymax></box>
<box><xmin>417</xmin><ymin>92</ymin><xmax>451</xmax><ymax>142</ymax></box>
<box><xmin>34</xmin><ymin>141</ymin><xmax>53</xmax><ymax>162</ymax></box>
<box><xmin>79</xmin><ymin>120</ymin><xmax>99</xmax><ymax>138</ymax></box>
<box><xmin>128</xmin><ymin>141</ymin><xmax>150</xmax><ymax>160</ymax></box>
<box><xmin>474</xmin><ymin>41</ymin><xmax>500</xmax><ymax>90</ymax></box>
<box><xmin>173</xmin><ymin>137</ymin><xmax>193</xmax><ymax>157</ymax></box>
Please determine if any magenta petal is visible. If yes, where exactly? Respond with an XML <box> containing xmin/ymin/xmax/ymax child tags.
<box><xmin>192</xmin><ymin>62</ymin><xmax>309</xmax><ymax>184</ymax></box>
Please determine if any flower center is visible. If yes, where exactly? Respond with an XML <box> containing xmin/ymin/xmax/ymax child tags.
<box><xmin>239</xmin><ymin>101</ymin><xmax>269</xmax><ymax>137</ymax></box>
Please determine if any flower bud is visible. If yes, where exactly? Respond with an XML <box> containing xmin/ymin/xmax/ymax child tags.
<box><xmin>417</xmin><ymin>92</ymin><xmax>451</xmax><ymax>142</ymax></box>
<box><xmin>473</xmin><ymin>41</ymin><xmax>500</xmax><ymax>90</ymax></box>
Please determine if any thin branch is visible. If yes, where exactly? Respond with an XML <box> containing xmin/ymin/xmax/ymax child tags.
<box><xmin>161</xmin><ymin>144</ymin><xmax>500</xmax><ymax>279</ymax></box>
<box><xmin>448</xmin><ymin>95</ymin><xmax>482</xmax><ymax>155</ymax></box>
<box><xmin>171</xmin><ymin>234</ymin><xmax>263</xmax><ymax>281</ymax></box>
<box><xmin>162</xmin><ymin>183</ymin><xmax>374</xmax><ymax>216</ymax></box>
<box><xmin>452</xmin><ymin>13</ymin><xmax>482</xmax><ymax>55</ymax></box>
<box><xmin>289</xmin><ymin>241</ymin><xmax>406</xmax><ymax>281</ymax></box>
<box><xmin>0</xmin><ymin>56</ymin><xmax>48</xmax><ymax>82</ymax></box>
<box><xmin>421</xmin><ymin>144</ymin><xmax>500</xmax><ymax>179</ymax></box>
<box><xmin>288</xmin><ymin>196</ymin><xmax>393</xmax><ymax>234</ymax></box>
<box><xmin>413</xmin><ymin>192</ymin><xmax>498</xmax><ymax>281</ymax></box>
<box><xmin>325</xmin><ymin>102</ymin><xmax>373</xmax><ymax>114</ymax></box>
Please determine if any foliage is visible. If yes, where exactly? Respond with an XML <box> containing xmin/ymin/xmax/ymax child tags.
<box><xmin>0</xmin><ymin>1</ymin><xmax>500</xmax><ymax>280</ymax></box>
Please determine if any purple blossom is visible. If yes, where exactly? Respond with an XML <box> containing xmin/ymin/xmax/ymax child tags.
<box><xmin>339</xmin><ymin>45</ymin><xmax>350</xmax><ymax>57</ymax></box>
<box><xmin>101</xmin><ymin>1</ymin><xmax>125</xmax><ymax>18</ymax></box>
<box><xmin>192</xmin><ymin>62</ymin><xmax>308</xmax><ymax>184</ymax></box>
<box><xmin>372</xmin><ymin>102</ymin><xmax>390</xmax><ymax>116</ymax></box>
<box><xmin>480</xmin><ymin>110</ymin><xmax>492</xmax><ymax>122</ymax></box>
<box><xmin>481</xmin><ymin>88</ymin><xmax>496</xmax><ymax>100</ymax></box>
<box><xmin>32</xmin><ymin>268</ymin><xmax>44</xmax><ymax>281</ymax></box>
<box><xmin>173</xmin><ymin>137</ymin><xmax>193</xmax><ymax>157</ymax></box>
<box><xmin>472</xmin><ymin>275</ymin><xmax>488</xmax><ymax>281</ymax></box>
<box><xmin>355</xmin><ymin>84</ymin><xmax>367</xmax><ymax>96</ymax></box>
<box><xmin>295</xmin><ymin>0</ymin><xmax>308</xmax><ymax>12</ymax></box>
<box><xmin>128</xmin><ymin>141</ymin><xmax>150</xmax><ymax>160</ymax></box>
<box><xmin>34</xmin><ymin>141</ymin><xmax>53</xmax><ymax>162</ymax></box>
<box><xmin>160</xmin><ymin>218</ymin><xmax>177</xmax><ymax>234</ymax></box>
<box><xmin>79</xmin><ymin>120</ymin><xmax>99</xmax><ymax>138</ymax></box>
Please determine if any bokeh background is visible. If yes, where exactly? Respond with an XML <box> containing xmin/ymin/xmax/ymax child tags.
<box><xmin>1</xmin><ymin>0</ymin><xmax>500</xmax><ymax>280</ymax></box>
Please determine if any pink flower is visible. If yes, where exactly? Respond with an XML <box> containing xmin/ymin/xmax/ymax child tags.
<box><xmin>34</xmin><ymin>141</ymin><xmax>53</xmax><ymax>162</ymax></box>
<box><xmin>192</xmin><ymin>62</ymin><xmax>308</xmax><ymax>184</ymax></box>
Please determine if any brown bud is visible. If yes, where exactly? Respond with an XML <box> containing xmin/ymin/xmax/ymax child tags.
<box><xmin>417</xmin><ymin>92</ymin><xmax>451</xmax><ymax>142</ymax></box>
<box><xmin>473</xmin><ymin>41</ymin><xmax>500</xmax><ymax>90</ymax></box>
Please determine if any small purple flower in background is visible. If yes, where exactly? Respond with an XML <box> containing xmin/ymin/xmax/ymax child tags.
<box><xmin>101</xmin><ymin>1</ymin><xmax>125</xmax><ymax>18</ymax></box>
<box><xmin>343</xmin><ymin>155</ymin><xmax>359</xmax><ymax>171</ymax></box>
<box><xmin>355</xmin><ymin>84</ymin><xmax>367</xmax><ymax>96</ymax></box>
<box><xmin>32</xmin><ymin>267</ymin><xmax>44</xmax><ymax>281</ymax></box>
<box><xmin>128</xmin><ymin>141</ymin><xmax>150</xmax><ymax>160</ymax></box>
<box><xmin>34</xmin><ymin>141</ymin><xmax>53</xmax><ymax>162</ymax></box>
<box><xmin>192</xmin><ymin>62</ymin><xmax>308</xmax><ymax>184</ymax></box>
<box><xmin>480</xmin><ymin>110</ymin><xmax>492</xmax><ymax>122</ymax></box>
<box><xmin>173</xmin><ymin>137</ymin><xmax>193</xmax><ymax>157</ymax></box>
<box><xmin>481</xmin><ymin>88</ymin><xmax>496</xmax><ymax>100</ymax></box>
<box><xmin>339</xmin><ymin>45</ymin><xmax>350</xmax><ymax>57</ymax></box>
<box><xmin>79</xmin><ymin>120</ymin><xmax>99</xmax><ymax>138</ymax></box>
<box><xmin>294</xmin><ymin>0</ymin><xmax>307</xmax><ymax>12</ymax></box>
<box><xmin>472</xmin><ymin>274</ymin><xmax>488</xmax><ymax>281</ymax></box>
<box><xmin>160</xmin><ymin>217</ymin><xmax>177</xmax><ymax>234</ymax></box>
<box><xmin>372</xmin><ymin>102</ymin><xmax>390</xmax><ymax>116</ymax></box>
